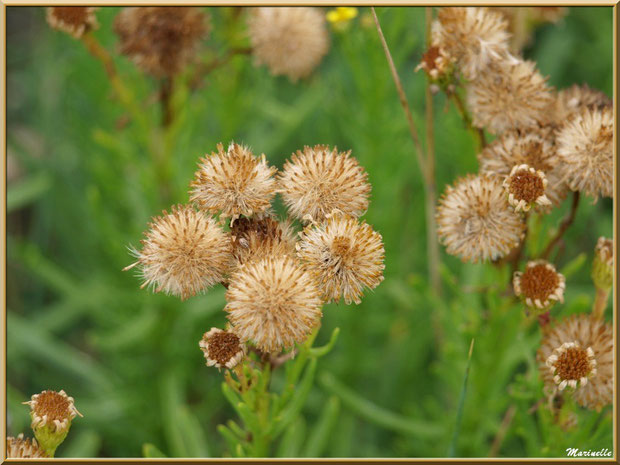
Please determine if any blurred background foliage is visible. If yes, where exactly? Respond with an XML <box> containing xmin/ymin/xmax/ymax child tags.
<box><xmin>6</xmin><ymin>6</ymin><xmax>613</xmax><ymax>458</ymax></box>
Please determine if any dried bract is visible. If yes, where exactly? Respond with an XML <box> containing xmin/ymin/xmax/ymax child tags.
<box><xmin>513</xmin><ymin>260</ymin><xmax>565</xmax><ymax>311</ymax></box>
<box><xmin>46</xmin><ymin>7</ymin><xmax>98</xmax><ymax>39</ymax></box>
<box><xmin>6</xmin><ymin>435</ymin><xmax>48</xmax><ymax>458</ymax></box>
<box><xmin>230</xmin><ymin>216</ymin><xmax>296</xmax><ymax>269</ymax></box>
<box><xmin>503</xmin><ymin>164</ymin><xmax>551</xmax><ymax>212</ymax></box>
<box><xmin>24</xmin><ymin>390</ymin><xmax>82</xmax><ymax>434</ymax></box>
<box><xmin>199</xmin><ymin>328</ymin><xmax>245</xmax><ymax>369</ymax></box>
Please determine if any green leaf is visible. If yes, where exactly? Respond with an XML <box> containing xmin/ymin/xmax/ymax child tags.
<box><xmin>142</xmin><ymin>443</ymin><xmax>167</xmax><ymax>458</ymax></box>
<box><xmin>302</xmin><ymin>396</ymin><xmax>340</xmax><ymax>457</ymax></box>
<box><xmin>560</xmin><ymin>252</ymin><xmax>587</xmax><ymax>278</ymax></box>
<box><xmin>7</xmin><ymin>172</ymin><xmax>51</xmax><ymax>212</ymax></box>
<box><xmin>447</xmin><ymin>339</ymin><xmax>475</xmax><ymax>457</ymax></box>
<box><xmin>309</xmin><ymin>327</ymin><xmax>340</xmax><ymax>358</ymax></box>
<box><xmin>276</xmin><ymin>416</ymin><xmax>306</xmax><ymax>458</ymax></box>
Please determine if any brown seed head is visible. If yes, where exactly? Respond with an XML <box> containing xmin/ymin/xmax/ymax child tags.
<box><xmin>230</xmin><ymin>216</ymin><xmax>296</xmax><ymax>269</ymax></box>
<box><xmin>199</xmin><ymin>328</ymin><xmax>245</xmax><ymax>369</ymax></box>
<box><xmin>503</xmin><ymin>164</ymin><xmax>551</xmax><ymax>212</ymax></box>
<box><xmin>415</xmin><ymin>46</ymin><xmax>454</xmax><ymax>80</ymax></box>
<box><xmin>46</xmin><ymin>7</ymin><xmax>98</xmax><ymax>39</ymax></box>
<box><xmin>513</xmin><ymin>260</ymin><xmax>565</xmax><ymax>310</ymax></box>
<box><xmin>6</xmin><ymin>435</ymin><xmax>48</xmax><ymax>458</ymax></box>
<box><xmin>24</xmin><ymin>390</ymin><xmax>82</xmax><ymax>433</ymax></box>
<box><xmin>547</xmin><ymin>343</ymin><xmax>596</xmax><ymax>390</ymax></box>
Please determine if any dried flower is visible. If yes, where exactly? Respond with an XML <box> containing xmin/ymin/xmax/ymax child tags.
<box><xmin>503</xmin><ymin>164</ymin><xmax>551</xmax><ymax>212</ymax></box>
<box><xmin>248</xmin><ymin>7</ymin><xmax>329</xmax><ymax>81</ymax></box>
<box><xmin>478</xmin><ymin>127</ymin><xmax>568</xmax><ymax>208</ymax></box>
<box><xmin>124</xmin><ymin>205</ymin><xmax>231</xmax><ymax>300</ymax></box>
<box><xmin>553</xmin><ymin>84</ymin><xmax>611</xmax><ymax>124</ymax></box>
<box><xmin>114</xmin><ymin>7</ymin><xmax>208</xmax><ymax>77</ymax></box>
<box><xmin>190</xmin><ymin>142</ymin><xmax>277</xmax><ymax>221</ymax></box>
<box><xmin>230</xmin><ymin>215</ymin><xmax>296</xmax><ymax>269</ymax></box>
<box><xmin>6</xmin><ymin>435</ymin><xmax>48</xmax><ymax>458</ymax></box>
<box><xmin>414</xmin><ymin>46</ymin><xmax>455</xmax><ymax>80</ymax></box>
<box><xmin>467</xmin><ymin>57</ymin><xmax>554</xmax><ymax>134</ymax></box>
<box><xmin>491</xmin><ymin>7</ymin><xmax>567</xmax><ymax>52</ymax></box>
<box><xmin>592</xmin><ymin>237</ymin><xmax>613</xmax><ymax>291</ymax></box>
<box><xmin>513</xmin><ymin>260</ymin><xmax>565</xmax><ymax>311</ymax></box>
<box><xmin>225</xmin><ymin>256</ymin><xmax>322</xmax><ymax>353</ymax></box>
<box><xmin>556</xmin><ymin>105</ymin><xmax>613</xmax><ymax>199</ymax></box>
<box><xmin>23</xmin><ymin>390</ymin><xmax>82</xmax><ymax>455</ymax></box>
<box><xmin>199</xmin><ymin>328</ymin><xmax>245</xmax><ymax>369</ymax></box>
<box><xmin>46</xmin><ymin>7</ymin><xmax>98</xmax><ymax>39</ymax></box>
<box><xmin>297</xmin><ymin>213</ymin><xmax>385</xmax><ymax>304</ymax></box>
<box><xmin>279</xmin><ymin>145</ymin><xmax>371</xmax><ymax>223</ymax></box>
<box><xmin>437</xmin><ymin>174</ymin><xmax>525</xmax><ymax>263</ymax></box>
<box><xmin>432</xmin><ymin>7</ymin><xmax>510</xmax><ymax>80</ymax></box>
<box><xmin>538</xmin><ymin>315</ymin><xmax>613</xmax><ymax>409</ymax></box>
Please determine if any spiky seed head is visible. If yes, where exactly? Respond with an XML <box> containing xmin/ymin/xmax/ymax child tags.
<box><xmin>279</xmin><ymin>145</ymin><xmax>371</xmax><ymax>223</ymax></box>
<box><xmin>545</xmin><ymin>342</ymin><xmax>597</xmax><ymax>391</ymax></box>
<box><xmin>114</xmin><ymin>7</ymin><xmax>209</xmax><ymax>77</ymax></box>
<box><xmin>248</xmin><ymin>7</ymin><xmax>329</xmax><ymax>81</ymax></box>
<box><xmin>556</xmin><ymin>105</ymin><xmax>613</xmax><ymax>199</ymax></box>
<box><xmin>513</xmin><ymin>260</ymin><xmax>565</xmax><ymax>311</ymax></box>
<box><xmin>225</xmin><ymin>256</ymin><xmax>322</xmax><ymax>353</ymax></box>
<box><xmin>478</xmin><ymin>127</ymin><xmax>568</xmax><ymax>208</ymax></box>
<box><xmin>467</xmin><ymin>57</ymin><xmax>554</xmax><ymax>134</ymax></box>
<box><xmin>503</xmin><ymin>164</ymin><xmax>551</xmax><ymax>212</ymax></box>
<box><xmin>432</xmin><ymin>7</ymin><xmax>510</xmax><ymax>80</ymax></box>
<box><xmin>230</xmin><ymin>215</ymin><xmax>296</xmax><ymax>270</ymax></box>
<box><xmin>199</xmin><ymin>328</ymin><xmax>245</xmax><ymax>370</ymax></box>
<box><xmin>436</xmin><ymin>174</ymin><xmax>525</xmax><ymax>263</ymax></box>
<box><xmin>46</xmin><ymin>7</ymin><xmax>98</xmax><ymax>38</ymax></box>
<box><xmin>297</xmin><ymin>213</ymin><xmax>385</xmax><ymax>304</ymax></box>
<box><xmin>592</xmin><ymin>237</ymin><xmax>613</xmax><ymax>291</ymax></box>
<box><xmin>553</xmin><ymin>84</ymin><xmax>611</xmax><ymax>125</ymax></box>
<box><xmin>538</xmin><ymin>315</ymin><xmax>612</xmax><ymax>409</ymax></box>
<box><xmin>190</xmin><ymin>142</ymin><xmax>277</xmax><ymax>221</ymax></box>
<box><xmin>125</xmin><ymin>205</ymin><xmax>231</xmax><ymax>300</ymax></box>
<box><xmin>6</xmin><ymin>435</ymin><xmax>48</xmax><ymax>458</ymax></box>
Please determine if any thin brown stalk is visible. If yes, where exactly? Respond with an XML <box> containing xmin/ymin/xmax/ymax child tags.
<box><xmin>541</xmin><ymin>191</ymin><xmax>580</xmax><ymax>260</ymax></box>
<box><xmin>509</xmin><ymin>212</ymin><xmax>529</xmax><ymax>276</ymax></box>
<box><xmin>488</xmin><ymin>405</ymin><xmax>516</xmax><ymax>457</ymax></box>
<box><xmin>592</xmin><ymin>287</ymin><xmax>610</xmax><ymax>320</ymax></box>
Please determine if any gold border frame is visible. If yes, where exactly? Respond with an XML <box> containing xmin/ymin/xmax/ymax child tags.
<box><xmin>0</xmin><ymin>2</ymin><xmax>617</xmax><ymax>463</ymax></box>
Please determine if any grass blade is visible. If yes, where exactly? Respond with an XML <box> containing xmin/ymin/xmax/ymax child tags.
<box><xmin>447</xmin><ymin>339</ymin><xmax>475</xmax><ymax>457</ymax></box>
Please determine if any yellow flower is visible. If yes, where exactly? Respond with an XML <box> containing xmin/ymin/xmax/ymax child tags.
<box><xmin>327</xmin><ymin>7</ymin><xmax>358</xmax><ymax>30</ymax></box>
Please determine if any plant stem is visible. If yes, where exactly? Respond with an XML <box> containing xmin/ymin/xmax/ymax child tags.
<box><xmin>160</xmin><ymin>77</ymin><xmax>174</xmax><ymax>128</ymax></box>
<box><xmin>190</xmin><ymin>47</ymin><xmax>252</xmax><ymax>90</ymax></box>
<box><xmin>449</xmin><ymin>90</ymin><xmax>486</xmax><ymax>151</ymax></box>
<box><xmin>541</xmin><ymin>191</ymin><xmax>580</xmax><ymax>260</ymax></box>
<box><xmin>509</xmin><ymin>212</ymin><xmax>529</xmax><ymax>277</ymax></box>
<box><xmin>592</xmin><ymin>287</ymin><xmax>610</xmax><ymax>320</ymax></box>
<box><xmin>488</xmin><ymin>405</ymin><xmax>516</xmax><ymax>457</ymax></box>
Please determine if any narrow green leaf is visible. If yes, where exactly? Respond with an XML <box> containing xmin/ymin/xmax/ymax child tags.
<box><xmin>560</xmin><ymin>252</ymin><xmax>587</xmax><ymax>278</ymax></box>
<box><xmin>142</xmin><ymin>443</ymin><xmax>167</xmax><ymax>458</ymax></box>
<box><xmin>276</xmin><ymin>416</ymin><xmax>306</xmax><ymax>458</ymax></box>
<box><xmin>7</xmin><ymin>172</ymin><xmax>51</xmax><ymax>212</ymax></box>
<box><xmin>447</xmin><ymin>339</ymin><xmax>475</xmax><ymax>457</ymax></box>
<box><xmin>309</xmin><ymin>327</ymin><xmax>340</xmax><ymax>358</ymax></box>
<box><xmin>302</xmin><ymin>396</ymin><xmax>340</xmax><ymax>457</ymax></box>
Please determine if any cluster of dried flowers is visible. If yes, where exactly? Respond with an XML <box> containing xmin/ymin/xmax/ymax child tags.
<box><xmin>126</xmin><ymin>142</ymin><xmax>384</xmax><ymax>368</ymax></box>
<box><xmin>422</xmin><ymin>7</ymin><xmax>613</xmax><ymax>415</ymax></box>
<box><xmin>7</xmin><ymin>390</ymin><xmax>81</xmax><ymax>458</ymax></box>
<box><xmin>47</xmin><ymin>6</ymin><xmax>330</xmax><ymax>82</ymax></box>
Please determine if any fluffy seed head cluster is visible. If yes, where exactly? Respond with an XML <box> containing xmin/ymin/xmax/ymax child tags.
<box><xmin>513</xmin><ymin>260</ymin><xmax>565</xmax><ymax>311</ymax></box>
<box><xmin>437</xmin><ymin>174</ymin><xmax>525</xmax><ymax>263</ymax></box>
<box><xmin>592</xmin><ymin>237</ymin><xmax>613</xmax><ymax>291</ymax></box>
<box><xmin>503</xmin><ymin>164</ymin><xmax>551</xmax><ymax>212</ymax></box>
<box><xmin>125</xmin><ymin>205</ymin><xmax>231</xmax><ymax>300</ymax></box>
<box><xmin>467</xmin><ymin>58</ymin><xmax>553</xmax><ymax>134</ymax></box>
<box><xmin>24</xmin><ymin>390</ymin><xmax>82</xmax><ymax>433</ymax></box>
<box><xmin>478</xmin><ymin>127</ymin><xmax>568</xmax><ymax>208</ymax></box>
<box><xmin>546</xmin><ymin>342</ymin><xmax>597</xmax><ymax>391</ymax></box>
<box><xmin>190</xmin><ymin>143</ymin><xmax>277</xmax><ymax>221</ymax></box>
<box><xmin>297</xmin><ymin>214</ymin><xmax>385</xmax><ymax>304</ymax></box>
<box><xmin>114</xmin><ymin>7</ymin><xmax>209</xmax><ymax>77</ymax></box>
<box><xmin>553</xmin><ymin>84</ymin><xmax>611</xmax><ymax>125</ymax></box>
<box><xmin>6</xmin><ymin>435</ymin><xmax>48</xmax><ymax>458</ymax></box>
<box><xmin>278</xmin><ymin>145</ymin><xmax>371</xmax><ymax>223</ymax></box>
<box><xmin>225</xmin><ymin>256</ymin><xmax>323</xmax><ymax>353</ymax></box>
<box><xmin>199</xmin><ymin>328</ymin><xmax>245</xmax><ymax>369</ymax></box>
<box><xmin>538</xmin><ymin>315</ymin><xmax>613</xmax><ymax>409</ymax></box>
<box><xmin>415</xmin><ymin>45</ymin><xmax>455</xmax><ymax>80</ymax></box>
<box><xmin>230</xmin><ymin>216</ymin><xmax>296</xmax><ymax>269</ymax></box>
<box><xmin>248</xmin><ymin>7</ymin><xmax>329</xmax><ymax>81</ymax></box>
<box><xmin>46</xmin><ymin>7</ymin><xmax>98</xmax><ymax>39</ymax></box>
<box><xmin>556</xmin><ymin>105</ymin><xmax>613</xmax><ymax>199</ymax></box>
<box><xmin>432</xmin><ymin>7</ymin><xmax>510</xmax><ymax>81</ymax></box>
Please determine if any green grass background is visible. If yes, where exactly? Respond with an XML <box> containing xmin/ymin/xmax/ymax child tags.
<box><xmin>6</xmin><ymin>6</ymin><xmax>614</xmax><ymax>458</ymax></box>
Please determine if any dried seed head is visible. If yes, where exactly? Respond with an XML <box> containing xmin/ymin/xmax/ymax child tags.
<box><xmin>538</xmin><ymin>315</ymin><xmax>613</xmax><ymax>409</ymax></box>
<box><xmin>278</xmin><ymin>145</ymin><xmax>371</xmax><ymax>223</ymax></box>
<box><xmin>190</xmin><ymin>143</ymin><xmax>277</xmax><ymax>221</ymax></box>
<box><xmin>553</xmin><ymin>84</ymin><xmax>611</xmax><ymax>125</ymax></box>
<box><xmin>230</xmin><ymin>216</ymin><xmax>296</xmax><ymax>269</ymax></box>
<box><xmin>513</xmin><ymin>260</ymin><xmax>565</xmax><ymax>311</ymax></box>
<box><xmin>503</xmin><ymin>164</ymin><xmax>551</xmax><ymax>212</ymax></box>
<box><xmin>199</xmin><ymin>328</ymin><xmax>245</xmax><ymax>370</ymax></box>
<box><xmin>556</xmin><ymin>105</ymin><xmax>613</xmax><ymax>199</ymax></box>
<box><xmin>24</xmin><ymin>390</ymin><xmax>82</xmax><ymax>434</ymax></box>
<box><xmin>432</xmin><ymin>7</ymin><xmax>510</xmax><ymax>80</ymax></box>
<box><xmin>248</xmin><ymin>7</ymin><xmax>329</xmax><ymax>81</ymax></box>
<box><xmin>125</xmin><ymin>205</ymin><xmax>231</xmax><ymax>300</ymax></box>
<box><xmin>46</xmin><ymin>7</ymin><xmax>98</xmax><ymax>39</ymax></box>
<box><xmin>436</xmin><ymin>174</ymin><xmax>525</xmax><ymax>263</ymax></box>
<box><xmin>297</xmin><ymin>213</ymin><xmax>385</xmax><ymax>304</ymax></box>
<box><xmin>478</xmin><ymin>127</ymin><xmax>568</xmax><ymax>208</ymax></box>
<box><xmin>414</xmin><ymin>46</ymin><xmax>455</xmax><ymax>80</ymax></box>
<box><xmin>114</xmin><ymin>7</ymin><xmax>209</xmax><ymax>77</ymax></box>
<box><xmin>6</xmin><ymin>434</ymin><xmax>48</xmax><ymax>458</ymax></box>
<box><xmin>467</xmin><ymin>57</ymin><xmax>554</xmax><ymax>134</ymax></box>
<box><xmin>225</xmin><ymin>256</ymin><xmax>322</xmax><ymax>353</ymax></box>
<box><xmin>592</xmin><ymin>237</ymin><xmax>613</xmax><ymax>291</ymax></box>
<box><xmin>546</xmin><ymin>342</ymin><xmax>597</xmax><ymax>391</ymax></box>
<box><xmin>491</xmin><ymin>8</ymin><xmax>567</xmax><ymax>52</ymax></box>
